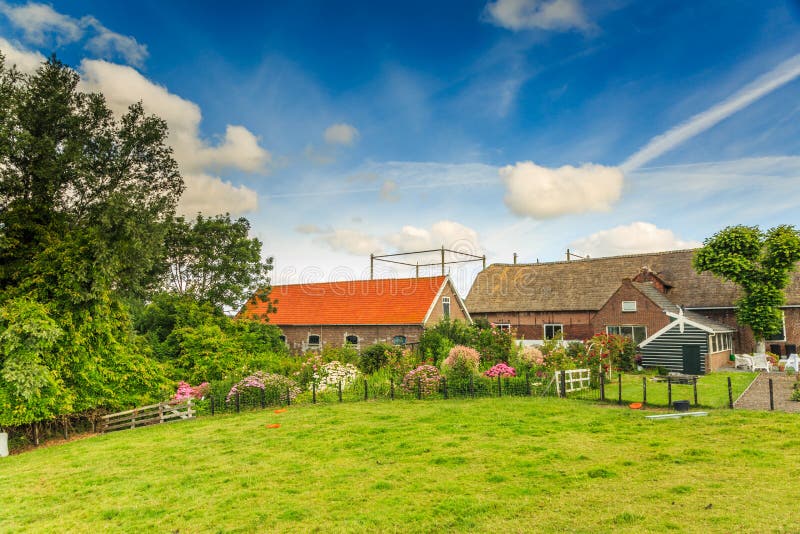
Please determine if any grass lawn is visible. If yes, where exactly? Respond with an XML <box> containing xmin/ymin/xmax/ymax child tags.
<box><xmin>2</xmin><ymin>396</ymin><xmax>798</xmax><ymax>533</ymax></box>
<box><xmin>605</xmin><ymin>371</ymin><xmax>757</xmax><ymax>408</ymax></box>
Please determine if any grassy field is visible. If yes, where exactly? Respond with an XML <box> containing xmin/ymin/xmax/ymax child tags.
<box><xmin>3</xmin><ymin>396</ymin><xmax>799</xmax><ymax>533</ymax></box>
<box><xmin>605</xmin><ymin>371</ymin><xmax>757</xmax><ymax>408</ymax></box>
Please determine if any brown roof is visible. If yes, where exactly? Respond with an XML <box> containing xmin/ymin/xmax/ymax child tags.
<box><xmin>631</xmin><ymin>281</ymin><xmax>680</xmax><ymax>313</ymax></box>
<box><xmin>466</xmin><ymin>249</ymin><xmax>800</xmax><ymax>313</ymax></box>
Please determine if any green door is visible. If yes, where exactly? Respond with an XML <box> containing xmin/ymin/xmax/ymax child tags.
<box><xmin>681</xmin><ymin>345</ymin><xmax>702</xmax><ymax>375</ymax></box>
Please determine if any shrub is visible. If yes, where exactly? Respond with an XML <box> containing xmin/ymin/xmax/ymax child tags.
<box><xmin>226</xmin><ymin>371</ymin><xmax>300</xmax><ymax>404</ymax></box>
<box><xmin>513</xmin><ymin>346</ymin><xmax>544</xmax><ymax>374</ymax></box>
<box><xmin>484</xmin><ymin>363</ymin><xmax>516</xmax><ymax>378</ymax></box>
<box><xmin>293</xmin><ymin>353</ymin><xmax>324</xmax><ymax>388</ymax></box>
<box><xmin>441</xmin><ymin>345</ymin><xmax>481</xmax><ymax>379</ymax></box>
<box><xmin>792</xmin><ymin>387</ymin><xmax>800</xmax><ymax>402</ymax></box>
<box><xmin>315</xmin><ymin>361</ymin><xmax>359</xmax><ymax>392</ymax></box>
<box><xmin>171</xmin><ymin>381</ymin><xmax>209</xmax><ymax>401</ymax></box>
<box><xmin>321</xmin><ymin>344</ymin><xmax>359</xmax><ymax>366</ymax></box>
<box><xmin>401</xmin><ymin>365</ymin><xmax>441</xmax><ymax>396</ymax></box>
<box><xmin>359</xmin><ymin>343</ymin><xmax>395</xmax><ymax>374</ymax></box>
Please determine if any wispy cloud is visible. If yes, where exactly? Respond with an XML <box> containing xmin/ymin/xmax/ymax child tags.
<box><xmin>0</xmin><ymin>1</ymin><xmax>148</xmax><ymax>66</ymax></box>
<box><xmin>483</xmin><ymin>0</ymin><xmax>590</xmax><ymax>32</ymax></box>
<box><xmin>622</xmin><ymin>53</ymin><xmax>800</xmax><ymax>172</ymax></box>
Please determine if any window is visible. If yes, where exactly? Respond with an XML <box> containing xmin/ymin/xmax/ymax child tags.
<box><xmin>766</xmin><ymin>312</ymin><xmax>786</xmax><ymax>342</ymax></box>
<box><xmin>345</xmin><ymin>335</ymin><xmax>359</xmax><ymax>346</ymax></box>
<box><xmin>711</xmin><ymin>332</ymin><xmax>733</xmax><ymax>353</ymax></box>
<box><xmin>307</xmin><ymin>335</ymin><xmax>320</xmax><ymax>348</ymax></box>
<box><xmin>496</xmin><ymin>323</ymin><xmax>511</xmax><ymax>332</ymax></box>
<box><xmin>621</xmin><ymin>301</ymin><xmax>637</xmax><ymax>312</ymax></box>
<box><xmin>392</xmin><ymin>335</ymin><xmax>407</xmax><ymax>346</ymax></box>
<box><xmin>606</xmin><ymin>325</ymin><xmax>647</xmax><ymax>345</ymax></box>
<box><xmin>278</xmin><ymin>335</ymin><xmax>287</xmax><ymax>344</ymax></box>
<box><xmin>442</xmin><ymin>297</ymin><xmax>451</xmax><ymax>319</ymax></box>
<box><xmin>544</xmin><ymin>324</ymin><xmax>563</xmax><ymax>340</ymax></box>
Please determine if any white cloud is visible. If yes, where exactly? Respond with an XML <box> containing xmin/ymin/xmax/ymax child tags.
<box><xmin>179</xmin><ymin>173</ymin><xmax>258</xmax><ymax>216</ymax></box>
<box><xmin>78</xmin><ymin>59</ymin><xmax>270</xmax><ymax>215</ymax></box>
<box><xmin>0</xmin><ymin>2</ymin><xmax>148</xmax><ymax>66</ymax></box>
<box><xmin>324</xmin><ymin>122</ymin><xmax>359</xmax><ymax>146</ymax></box>
<box><xmin>0</xmin><ymin>37</ymin><xmax>45</xmax><ymax>74</ymax></box>
<box><xmin>0</xmin><ymin>1</ymin><xmax>82</xmax><ymax>45</ymax></box>
<box><xmin>302</xmin><ymin>220</ymin><xmax>482</xmax><ymax>259</ymax></box>
<box><xmin>484</xmin><ymin>0</ymin><xmax>589</xmax><ymax>31</ymax></box>
<box><xmin>314</xmin><ymin>229</ymin><xmax>385</xmax><ymax>256</ymax></box>
<box><xmin>622</xmin><ymin>53</ymin><xmax>800</xmax><ymax>172</ymax></box>
<box><xmin>569</xmin><ymin>222</ymin><xmax>700</xmax><ymax>258</ymax></box>
<box><xmin>500</xmin><ymin>161</ymin><xmax>623</xmax><ymax>218</ymax></box>
<box><xmin>386</xmin><ymin>220</ymin><xmax>483</xmax><ymax>256</ymax></box>
<box><xmin>83</xmin><ymin>17</ymin><xmax>148</xmax><ymax>67</ymax></box>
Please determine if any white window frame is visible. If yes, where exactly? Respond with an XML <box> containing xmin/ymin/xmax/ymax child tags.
<box><xmin>544</xmin><ymin>323</ymin><xmax>563</xmax><ymax>340</ymax></box>
<box><xmin>442</xmin><ymin>296</ymin><xmax>451</xmax><ymax>319</ymax></box>
<box><xmin>606</xmin><ymin>325</ymin><xmax>647</xmax><ymax>344</ymax></box>
<box><xmin>621</xmin><ymin>301</ymin><xmax>637</xmax><ymax>312</ymax></box>
<box><xmin>307</xmin><ymin>334</ymin><xmax>321</xmax><ymax>349</ymax></box>
<box><xmin>496</xmin><ymin>323</ymin><xmax>511</xmax><ymax>332</ymax></box>
<box><xmin>344</xmin><ymin>334</ymin><xmax>359</xmax><ymax>348</ymax></box>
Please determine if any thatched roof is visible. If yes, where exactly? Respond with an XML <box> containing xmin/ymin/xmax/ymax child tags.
<box><xmin>465</xmin><ymin>249</ymin><xmax>800</xmax><ymax>313</ymax></box>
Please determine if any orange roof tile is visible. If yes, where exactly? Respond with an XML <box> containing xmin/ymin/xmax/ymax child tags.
<box><xmin>241</xmin><ymin>276</ymin><xmax>448</xmax><ymax>325</ymax></box>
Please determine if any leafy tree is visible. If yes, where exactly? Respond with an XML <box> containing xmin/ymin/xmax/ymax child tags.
<box><xmin>134</xmin><ymin>293</ymin><xmax>287</xmax><ymax>382</ymax></box>
<box><xmin>0</xmin><ymin>55</ymin><xmax>182</xmax><ymax>420</ymax></box>
<box><xmin>162</xmin><ymin>214</ymin><xmax>273</xmax><ymax>311</ymax></box>
<box><xmin>694</xmin><ymin>225</ymin><xmax>800</xmax><ymax>348</ymax></box>
<box><xmin>0</xmin><ymin>298</ymin><xmax>69</xmax><ymax>427</ymax></box>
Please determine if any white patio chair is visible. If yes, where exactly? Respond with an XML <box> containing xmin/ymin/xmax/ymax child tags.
<box><xmin>734</xmin><ymin>354</ymin><xmax>754</xmax><ymax>371</ymax></box>
<box><xmin>752</xmin><ymin>353</ymin><xmax>771</xmax><ymax>373</ymax></box>
<box><xmin>785</xmin><ymin>354</ymin><xmax>800</xmax><ymax>373</ymax></box>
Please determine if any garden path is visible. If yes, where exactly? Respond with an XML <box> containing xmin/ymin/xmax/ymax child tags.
<box><xmin>734</xmin><ymin>373</ymin><xmax>800</xmax><ymax>412</ymax></box>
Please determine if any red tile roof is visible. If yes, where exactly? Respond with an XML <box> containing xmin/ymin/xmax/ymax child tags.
<box><xmin>241</xmin><ymin>276</ymin><xmax>448</xmax><ymax>325</ymax></box>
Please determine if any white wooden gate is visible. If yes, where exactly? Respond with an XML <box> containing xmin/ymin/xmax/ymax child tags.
<box><xmin>554</xmin><ymin>368</ymin><xmax>591</xmax><ymax>396</ymax></box>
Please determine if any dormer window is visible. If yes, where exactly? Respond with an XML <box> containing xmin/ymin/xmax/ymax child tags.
<box><xmin>442</xmin><ymin>296</ymin><xmax>451</xmax><ymax>319</ymax></box>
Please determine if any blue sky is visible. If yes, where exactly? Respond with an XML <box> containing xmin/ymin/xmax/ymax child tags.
<box><xmin>1</xmin><ymin>0</ymin><xmax>800</xmax><ymax>294</ymax></box>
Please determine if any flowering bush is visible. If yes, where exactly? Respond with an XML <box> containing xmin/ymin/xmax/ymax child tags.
<box><xmin>401</xmin><ymin>365</ymin><xmax>441</xmax><ymax>396</ymax></box>
<box><xmin>226</xmin><ymin>371</ymin><xmax>301</xmax><ymax>403</ymax></box>
<box><xmin>513</xmin><ymin>346</ymin><xmax>544</xmax><ymax>374</ymax></box>
<box><xmin>484</xmin><ymin>363</ymin><xmax>516</xmax><ymax>378</ymax></box>
<box><xmin>315</xmin><ymin>361</ymin><xmax>359</xmax><ymax>392</ymax></box>
<box><xmin>293</xmin><ymin>353</ymin><xmax>325</xmax><ymax>387</ymax></box>
<box><xmin>441</xmin><ymin>345</ymin><xmax>480</xmax><ymax>379</ymax></box>
<box><xmin>171</xmin><ymin>381</ymin><xmax>209</xmax><ymax>402</ymax></box>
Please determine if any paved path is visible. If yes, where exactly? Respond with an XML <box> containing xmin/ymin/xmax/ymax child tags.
<box><xmin>734</xmin><ymin>372</ymin><xmax>800</xmax><ymax>412</ymax></box>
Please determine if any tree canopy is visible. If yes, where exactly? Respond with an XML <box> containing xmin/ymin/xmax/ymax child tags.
<box><xmin>162</xmin><ymin>214</ymin><xmax>273</xmax><ymax>311</ymax></box>
<box><xmin>0</xmin><ymin>55</ymin><xmax>182</xmax><ymax>426</ymax></box>
<box><xmin>693</xmin><ymin>225</ymin><xmax>800</xmax><ymax>342</ymax></box>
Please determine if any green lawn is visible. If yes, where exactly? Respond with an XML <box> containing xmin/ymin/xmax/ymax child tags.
<box><xmin>2</xmin><ymin>396</ymin><xmax>798</xmax><ymax>533</ymax></box>
<box><xmin>602</xmin><ymin>371</ymin><xmax>757</xmax><ymax>408</ymax></box>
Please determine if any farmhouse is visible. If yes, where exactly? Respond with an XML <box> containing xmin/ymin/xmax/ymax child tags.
<box><xmin>465</xmin><ymin>249</ymin><xmax>800</xmax><ymax>372</ymax></box>
<box><xmin>240</xmin><ymin>275</ymin><xmax>470</xmax><ymax>352</ymax></box>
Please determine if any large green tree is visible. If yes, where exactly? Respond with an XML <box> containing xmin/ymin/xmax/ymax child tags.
<box><xmin>161</xmin><ymin>214</ymin><xmax>273</xmax><ymax>310</ymax></box>
<box><xmin>693</xmin><ymin>225</ymin><xmax>800</xmax><ymax>349</ymax></box>
<box><xmin>0</xmin><ymin>55</ymin><xmax>182</xmax><ymax>423</ymax></box>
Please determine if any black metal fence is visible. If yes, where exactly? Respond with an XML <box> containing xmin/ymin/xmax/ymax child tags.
<box><xmin>196</xmin><ymin>371</ymin><xmax>609</xmax><ymax>416</ymax></box>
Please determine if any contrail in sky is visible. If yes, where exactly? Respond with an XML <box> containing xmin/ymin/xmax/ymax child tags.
<box><xmin>622</xmin><ymin>53</ymin><xmax>800</xmax><ymax>172</ymax></box>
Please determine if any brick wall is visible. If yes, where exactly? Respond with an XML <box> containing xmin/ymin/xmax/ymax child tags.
<box><xmin>706</xmin><ymin>349</ymin><xmax>732</xmax><ymax>371</ymax></box>
<box><xmin>591</xmin><ymin>279</ymin><xmax>671</xmax><ymax>341</ymax></box>
<box><xmin>694</xmin><ymin>308</ymin><xmax>800</xmax><ymax>355</ymax></box>
<box><xmin>471</xmin><ymin>310</ymin><xmax>595</xmax><ymax>341</ymax></box>
<box><xmin>425</xmin><ymin>281</ymin><xmax>469</xmax><ymax>324</ymax></box>
<box><xmin>278</xmin><ymin>324</ymin><xmax>424</xmax><ymax>353</ymax></box>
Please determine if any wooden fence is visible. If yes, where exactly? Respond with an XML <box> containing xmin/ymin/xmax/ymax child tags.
<box><xmin>100</xmin><ymin>400</ymin><xmax>194</xmax><ymax>433</ymax></box>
